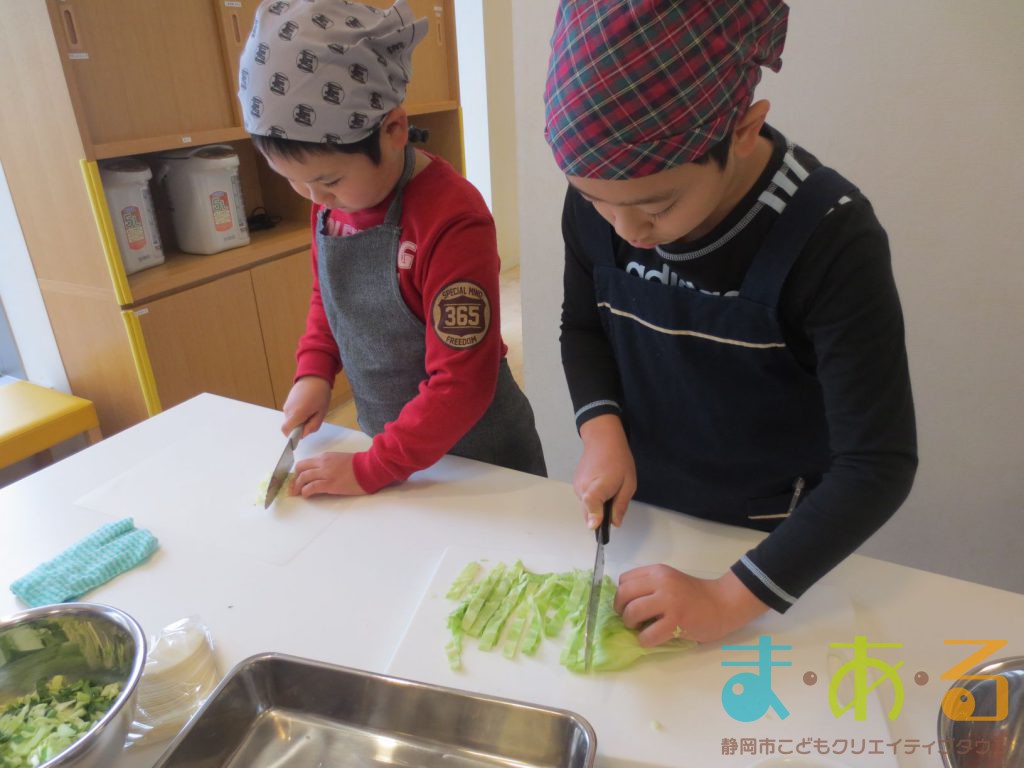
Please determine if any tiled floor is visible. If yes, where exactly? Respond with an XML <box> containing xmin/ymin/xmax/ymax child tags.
<box><xmin>324</xmin><ymin>266</ymin><xmax>524</xmax><ymax>430</ymax></box>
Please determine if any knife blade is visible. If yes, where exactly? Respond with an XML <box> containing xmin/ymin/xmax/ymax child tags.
<box><xmin>263</xmin><ymin>422</ymin><xmax>305</xmax><ymax>508</ymax></box>
<box><xmin>583</xmin><ymin>499</ymin><xmax>613</xmax><ymax>673</ymax></box>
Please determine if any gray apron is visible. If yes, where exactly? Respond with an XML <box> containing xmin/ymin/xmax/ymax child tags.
<box><xmin>315</xmin><ymin>147</ymin><xmax>546</xmax><ymax>477</ymax></box>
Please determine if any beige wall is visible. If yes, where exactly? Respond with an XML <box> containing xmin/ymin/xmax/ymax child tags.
<box><xmin>509</xmin><ymin>0</ymin><xmax>574</xmax><ymax>475</ymax></box>
<box><xmin>510</xmin><ymin>1</ymin><xmax>1024</xmax><ymax>592</ymax></box>
<box><xmin>482</xmin><ymin>0</ymin><xmax>520</xmax><ymax>269</ymax></box>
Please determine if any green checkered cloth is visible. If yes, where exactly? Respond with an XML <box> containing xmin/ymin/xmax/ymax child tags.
<box><xmin>10</xmin><ymin>518</ymin><xmax>158</xmax><ymax>607</ymax></box>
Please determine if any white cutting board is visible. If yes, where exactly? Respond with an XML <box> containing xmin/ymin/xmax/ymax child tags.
<box><xmin>387</xmin><ymin>547</ymin><xmax>898</xmax><ymax>768</ymax></box>
<box><xmin>73</xmin><ymin>416</ymin><xmax>344</xmax><ymax>566</ymax></box>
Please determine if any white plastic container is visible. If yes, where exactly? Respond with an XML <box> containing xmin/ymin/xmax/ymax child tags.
<box><xmin>99</xmin><ymin>158</ymin><xmax>164</xmax><ymax>274</ymax></box>
<box><xmin>155</xmin><ymin>145</ymin><xmax>250</xmax><ymax>255</ymax></box>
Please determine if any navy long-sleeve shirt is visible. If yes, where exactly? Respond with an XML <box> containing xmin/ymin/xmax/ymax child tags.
<box><xmin>560</xmin><ymin>126</ymin><xmax>918</xmax><ymax>612</ymax></box>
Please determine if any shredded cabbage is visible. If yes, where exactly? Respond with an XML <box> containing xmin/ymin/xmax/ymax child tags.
<box><xmin>255</xmin><ymin>471</ymin><xmax>296</xmax><ymax>505</ymax></box>
<box><xmin>445</xmin><ymin>561</ymin><xmax>696</xmax><ymax>673</ymax></box>
<box><xmin>0</xmin><ymin>675</ymin><xmax>121</xmax><ymax>767</ymax></box>
<box><xmin>445</xmin><ymin>562</ymin><xmax>481</xmax><ymax>600</ymax></box>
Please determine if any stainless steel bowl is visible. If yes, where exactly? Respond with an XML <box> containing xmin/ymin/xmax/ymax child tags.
<box><xmin>938</xmin><ymin>655</ymin><xmax>1024</xmax><ymax>768</ymax></box>
<box><xmin>0</xmin><ymin>603</ymin><xmax>147</xmax><ymax>767</ymax></box>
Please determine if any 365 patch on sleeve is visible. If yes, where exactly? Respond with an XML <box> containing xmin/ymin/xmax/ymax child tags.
<box><xmin>431</xmin><ymin>281</ymin><xmax>491</xmax><ymax>349</ymax></box>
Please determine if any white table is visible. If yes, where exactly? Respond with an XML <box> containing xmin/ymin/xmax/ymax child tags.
<box><xmin>2</xmin><ymin>394</ymin><xmax>1021</xmax><ymax>767</ymax></box>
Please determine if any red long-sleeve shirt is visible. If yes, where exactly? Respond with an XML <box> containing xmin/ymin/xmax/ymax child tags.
<box><xmin>295</xmin><ymin>153</ymin><xmax>508</xmax><ymax>492</ymax></box>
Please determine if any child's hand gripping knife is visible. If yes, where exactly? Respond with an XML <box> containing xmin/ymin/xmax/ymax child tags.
<box><xmin>282</xmin><ymin>375</ymin><xmax>331</xmax><ymax>439</ymax></box>
<box><xmin>574</xmin><ymin>413</ymin><xmax>637</xmax><ymax>530</ymax></box>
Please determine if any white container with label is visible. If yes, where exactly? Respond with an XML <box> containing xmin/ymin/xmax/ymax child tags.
<box><xmin>155</xmin><ymin>145</ymin><xmax>250</xmax><ymax>255</ymax></box>
<box><xmin>99</xmin><ymin>158</ymin><xmax>164</xmax><ymax>275</ymax></box>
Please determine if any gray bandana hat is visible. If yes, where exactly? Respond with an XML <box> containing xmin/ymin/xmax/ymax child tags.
<box><xmin>239</xmin><ymin>0</ymin><xmax>427</xmax><ymax>144</ymax></box>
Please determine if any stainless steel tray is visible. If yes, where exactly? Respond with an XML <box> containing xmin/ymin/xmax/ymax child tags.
<box><xmin>153</xmin><ymin>653</ymin><xmax>596</xmax><ymax>768</ymax></box>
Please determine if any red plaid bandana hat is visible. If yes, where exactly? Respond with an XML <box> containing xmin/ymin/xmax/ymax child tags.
<box><xmin>544</xmin><ymin>0</ymin><xmax>789</xmax><ymax>180</ymax></box>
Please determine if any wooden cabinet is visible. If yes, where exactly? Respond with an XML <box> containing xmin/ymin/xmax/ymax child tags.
<box><xmin>47</xmin><ymin>0</ymin><xmax>463</xmax><ymax>162</ymax></box>
<box><xmin>47</xmin><ymin>0</ymin><xmax>248</xmax><ymax>159</ymax></box>
<box><xmin>135</xmin><ymin>255</ymin><xmax>351</xmax><ymax>412</ymax></box>
<box><xmin>251</xmin><ymin>251</ymin><xmax>352</xmax><ymax>410</ymax></box>
<box><xmin>252</xmin><ymin>253</ymin><xmax>311</xmax><ymax>410</ymax></box>
<box><xmin>403</xmin><ymin>0</ymin><xmax>457</xmax><ymax>107</ymax></box>
<box><xmin>136</xmin><ymin>272</ymin><xmax>276</xmax><ymax>410</ymax></box>
<box><xmin>0</xmin><ymin>0</ymin><xmax>461</xmax><ymax>436</ymax></box>
<box><xmin>215</xmin><ymin>0</ymin><xmax>262</xmax><ymax>125</ymax></box>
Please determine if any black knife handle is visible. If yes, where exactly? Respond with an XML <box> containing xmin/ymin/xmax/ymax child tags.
<box><xmin>596</xmin><ymin>498</ymin><xmax>612</xmax><ymax>545</ymax></box>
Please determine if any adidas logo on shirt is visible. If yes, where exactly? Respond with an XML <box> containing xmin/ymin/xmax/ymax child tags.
<box><xmin>625</xmin><ymin>261</ymin><xmax>739</xmax><ymax>297</ymax></box>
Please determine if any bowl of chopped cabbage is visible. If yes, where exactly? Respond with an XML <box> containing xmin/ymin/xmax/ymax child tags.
<box><xmin>0</xmin><ymin>603</ymin><xmax>146</xmax><ymax>768</ymax></box>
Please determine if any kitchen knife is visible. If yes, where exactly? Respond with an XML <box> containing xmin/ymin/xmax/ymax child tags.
<box><xmin>263</xmin><ymin>422</ymin><xmax>305</xmax><ymax>508</ymax></box>
<box><xmin>583</xmin><ymin>499</ymin><xmax>613</xmax><ymax>673</ymax></box>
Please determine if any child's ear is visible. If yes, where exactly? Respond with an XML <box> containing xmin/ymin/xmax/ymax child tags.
<box><xmin>732</xmin><ymin>99</ymin><xmax>771</xmax><ymax>159</ymax></box>
<box><xmin>380</xmin><ymin>107</ymin><xmax>410</xmax><ymax>150</ymax></box>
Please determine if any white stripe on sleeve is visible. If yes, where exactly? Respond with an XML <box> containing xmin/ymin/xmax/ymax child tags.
<box><xmin>739</xmin><ymin>555</ymin><xmax>797</xmax><ymax>605</ymax></box>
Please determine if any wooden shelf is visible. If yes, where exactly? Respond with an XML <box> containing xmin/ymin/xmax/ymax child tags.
<box><xmin>126</xmin><ymin>219</ymin><xmax>310</xmax><ymax>307</ymax></box>
<box><xmin>92</xmin><ymin>127</ymin><xmax>251</xmax><ymax>161</ymax></box>
<box><xmin>407</xmin><ymin>100</ymin><xmax>459</xmax><ymax>117</ymax></box>
<box><xmin>93</xmin><ymin>103</ymin><xmax>454</xmax><ymax>160</ymax></box>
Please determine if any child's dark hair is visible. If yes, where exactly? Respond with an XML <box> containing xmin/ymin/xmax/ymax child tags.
<box><xmin>693</xmin><ymin>130</ymin><xmax>733</xmax><ymax>169</ymax></box>
<box><xmin>251</xmin><ymin>125</ymin><xmax>382</xmax><ymax>165</ymax></box>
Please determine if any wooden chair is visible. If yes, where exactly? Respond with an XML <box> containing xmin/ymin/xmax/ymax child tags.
<box><xmin>0</xmin><ymin>380</ymin><xmax>102</xmax><ymax>470</ymax></box>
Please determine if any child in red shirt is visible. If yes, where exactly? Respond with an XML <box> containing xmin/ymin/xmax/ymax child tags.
<box><xmin>239</xmin><ymin>0</ymin><xmax>545</xmax><ymax>495</ymax></box>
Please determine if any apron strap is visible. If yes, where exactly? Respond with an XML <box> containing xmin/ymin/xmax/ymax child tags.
<box><xmin>383</xmin><ymin>144</ymin><xmax>417</xmax><ymax>228</ymax></box>
<box><xmin>318</xmin><ymin>144</ymin><xmax>417</xmax><ymax>233</ymax></box>
<box><xmin>740</xmin><ymin>166</ymin><xmax>858</xmax><ymax>308</ymax></box>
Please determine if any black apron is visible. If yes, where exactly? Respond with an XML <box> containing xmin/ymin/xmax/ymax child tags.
<box><xmin>581</xmin><ymin>167</ymin><xmax>857</xmax><ymax>530</ymax></box>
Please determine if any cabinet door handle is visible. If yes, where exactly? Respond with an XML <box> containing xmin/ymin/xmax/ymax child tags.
<box><xmin>59</xmin><ymin>4</ymin><xmax>84</xmax><ymax>52</ymax></box>
<box><xmin>231</xmin><ymin>12</ymin><xmax>242</xmax><ymax>44</ymax></box>
<box><xmin>434</xmin><ymin>5</ymin><xmax>444</xmax><ymax>47</ymax></box>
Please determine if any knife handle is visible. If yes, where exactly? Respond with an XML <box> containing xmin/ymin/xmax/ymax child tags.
<box><xmin>595</xmin><ymin>499</ymin><xmax>612</xmax><ymax>545</ymax></box>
